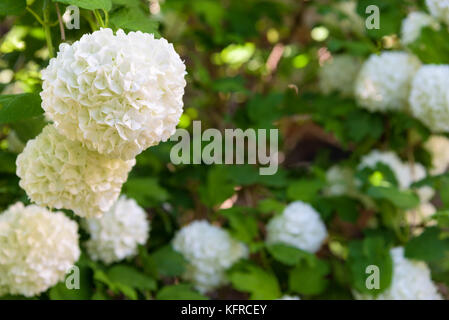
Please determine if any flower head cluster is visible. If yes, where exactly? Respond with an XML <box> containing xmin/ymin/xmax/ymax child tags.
<box><xmin>41</xmin><ymin>28</ymin><xmax>187</xmax><ymax>160</ymax></box>
<box><xmin>0</xmin><ymin>203</ymin><xmax>80</xmax><ymax>297</ymax></box>
<box><xmin>426</xmin><ymin>0</ymin><xmax>449</xmax><ymax>25</ymax></box>
<box><xmin>358</xmin><ymin>150</ymin><xmax>434</xmax><ymax>202</ymax></box>
<box><xmin>354</xmin><ymin>52</ymin><xmax>421</xmax><ymax>112</ymax></box>
<box><xmin>424</xmin><ymin>135</ymin><xmax>449</xmax><ymax>175</ymax></box>
<box><xmin>84</xmin><ymin>196</ymin><xmax>149</xmax><ymax>264</ymax></box>
<box><xmin>172</xmin><ymin>220</ymin><xmax>248</xmax><ymax>293</ymax></box>
<box><xmin>266</xmin><ymin>201</ymin><xmax>327</xmax><ymax>253</ymax></box>
<box><xmin>401</xmin><ymin>12</ymin><xmax>439</xmax><ymax>45</ymax></box>
<box><xmin>16</xmin><ymin>125</ymin><xmax>135</xmax><ymax>218</ymax></box>
<box><xmin>410</xmin><ymin>65</ymin><xmax>449</xmax><ymax>133</ymax></box>
<box><xmin>355</xmin><ymin>247</ymin><xmax>442</xmax><ymax>300</ymax></box>
<box><xmin>319</xmin><ymin>55</ymin><xmax>362</xmax><ymax>97</ymax></box>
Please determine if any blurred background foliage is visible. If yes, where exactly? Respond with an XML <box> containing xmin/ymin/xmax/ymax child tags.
<box><xmin>1</xmin><ymin>0</ymin><xmax>449</xmax><ymax>300</ymax></box>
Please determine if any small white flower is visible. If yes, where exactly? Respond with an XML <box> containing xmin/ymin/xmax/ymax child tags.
<box><xmin>172</xmin><ymin>220</ymin><xmax>248</xmax><ymax>293</ymax></box>
<box><xmin>0</xmin><ymin>203</ymin><xmax>80</xmax><ymax>297</ymax></box>
<box><xmin>41</xmin><ymin>28</ymin><xmax>187</xmax><ymax>160</ymax></box>
<box><xmin>355</xmin><ymin>52</ymin><xmax>421</xmax><ymax>112</ymax></box>
<box><xmin>319</xmin><ymin>55</ymin><xmax>362</xmax><ymax>97</ymax></box>
<box><xmin>266</xmin><ymin>201</ymin><xmax>327</xmax><ymax>253</ymax></box>
<box><xmin>358</xmin><ymin>150</ymin><xmax>434</xmax><ymax>202</ymax></box>
<box><xmin>426</xmin><ymin>0</ymin><xmax>449</xmax><ymax>25</ymax></box>
<box><xmin>16</xmin><ymin>125</ymin><xmax>135</xmax><ymax>218</ymax></box>
<box><xmin>84</xmin><ymin>196</ymin><xmax>150</xmax><ymax>265</ymax></box>
<box><xmin>424</xmin><ymin>135</ymin><xmax>449</xmax><ymax>175</ymax></box>
<box><xmin>410</xmin><ymin>65</ymin><xmax>449</xmax><ymax>133</ymax></box>
<box><xmin>354</xmin><ymin>247</ymin><xmax>442</xmax><ymax>300</ymax></box>
<box><xmin>401</xmin><ymin>12</ymin><xmax>439</xmax><ymax>45</ymax></box>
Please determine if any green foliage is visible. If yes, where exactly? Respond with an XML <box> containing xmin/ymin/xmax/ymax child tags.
<box><xmin>0</xmin><ymin>94</ymin><xmax>43</xmax><ymax>124</ymax></box>
<box><xmin>347</xmin><ymin>237</ymin><xmax>393</xmax><ymax>295</ymax></box>
<box><xmin>156</xmin><ymin>284</ymin><xmax>209</xmax><ymax>300</ymax></box>
<box><xmin>0</xmin><ymin>0</ymin><xmax>26</xmax><ymax>16</ymax></box>
<box><xmin>289</xmin><ymin>258</ymin><xmax>330</xmax><ymax>296</ymax></box>
<box><xmin>52</xmin><ymin>0</ymin><xmax>112</xmax><ymax>11</ymax></box>
<box><xmin>1</xmin><ymin>0</ymin><xmax>449</xmax><ymax>302</ymax></box>
<box><xmin>228</xmin><ymin>262</ymin><xmax>281</xmax><ymax>300</ymax></box>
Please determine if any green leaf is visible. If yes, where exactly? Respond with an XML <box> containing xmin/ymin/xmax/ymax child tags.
<box><xmin>123</xmin><ymin>177</ymin><xmax>169</xmax><ymax>207</ymax></box>
<box><xmin>266</xmin><ymin>243</ymin><xmax>316</xmax><ymax>266</ymax></box>
<box><xmin>212</xmin><ymin>76</ymin><xmax>246</xmax><ymax>93</ymax></box>
<box><xmin>228</xmin><ymin>263</ymin><xmax>281</xmax><ymax>299</ymax></box>
<box><xmin>0</xmin><ymin>94</ymin><xmax>43</xmax><ymax>124</ymax></box>
<box><xmin>107</xmin><ymin>265</ymin><xmax>157</xmax><ymax>291</ymax></box>
<box><xmin>150</xmin><ymin>245</ymin><xmax>186</xmax><ymax>277</ymax></box>
<box><xmin>198</xmin><ymin>166</ymin><xmax>236</xmax><ymax>207</ymax></box>
<box><xmin>52</xmin><ymin>0</ymin><xmax>112</xmax><ymax>11</ymax></box>
<box><xmin>345</xmin><ymin>110</ymin><xmax>383</xmax><ymax>143</ymax></box>
<box><xmin>0</xmin><ymin>0</ymin><xmax>26</xmax><ymax>15</ymax></box>
<box><xmin>0</xmin><ymin>151</ymin><xmax>16</xmax><ymax>174</ymax></box>
<box><xmin>287</xmin><ymin>179</ymin><xmax>324</xmax><ymax>202</ymax></box>
<box><xmin>156</xmin><ymin>284</ymin><xmax>209</xmax><ymax>300</ymax></box>
<box><xmin>366</xmin><ymin>185</ymin><xmax>419</xmax><ymax>209</ymax></box>
<box><xmin>219</xmin><ymin>207</ymin><xmax>258</xmax><ymax>243</ymax></box>
<box><xmin>408</xmin><ymin>27</ymin><xmax>449</xmax><ymax>64</ymax></box>
<box><xmin>110</xmin><ymin>7</ymin><xmax>159</xmax><ymax>34</ymax></box>
<box><xmin>288</xmin><ymin>258</ymin><xmax>330</xmax><ymax>295</ymax></box>
<box><xmin>405</xmin><ymin>227</ymin><xmax>449</xmax><ymax>262</ymax></box>
<box><xmin>347</xmin><ymin>236</ymin><xmax>393</xmax><ymax>295</ymax></box>
<box><xmin>257</xmin><ymin>198</ymin><xmax>285</xmax><ymax>214</ymax></box>
<box><xmin>49</xmin><ymin>265</ymin><xmax>92</xmax><ymax>300</ymax></box>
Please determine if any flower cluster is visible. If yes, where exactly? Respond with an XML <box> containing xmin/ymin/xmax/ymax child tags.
<box><xmin>0</xmin><ymin>203</ymin><xmax>80</xmax><ymax>297</ymax></box>
<box><xmin>401</xmin><ymin>12</ymin><xmax>439</xmax><ymax>45</ymax></box>
<box><xmin>354</xmin><ymin>52</ymin><xmax>421</xmax><ymax>112</ymax></box>
<box><xmin>16</xmin><ymin>125</ymin><xmax>135</xmax><ymax>218</ymax></box>
<box><xmin>319</xmin><ymin>55</ymin><xmax>362</xmax><ymax>97</ymax></box>
<box><xmin>409</xmin><ymin>65</ymin><xmax>449</xmax><ymax>133</ymax></box>
<box><xmin>41</xmin><ymin>28</ymin><xmax>187</xmax><ymax>160</ymax></box>
<box><xmin>424</xmin><ymin>135</ymin><xmax>449</xmax><ymax>175</ymax></box>
<box><xmin>84</xmin><ymin>196</ymin><xmax>150</xmax><ymax>264</ymax></box>
<box><xmin>354</xmin><ymin>247</ymin><xmax>442</xmax><ymax>300</ymax></box>
<box><xmin>426</xmin><ymin>0</ymin><xmax>449</xmax><ymax>25</ymax></box>
<box><xmin>266</xmin><ymin>201</ymin><xmax>328</xmax><ymax>253</ymax></box>
<box><xmin>172</xmin><ymin>220</ymin><xmax>248</xmax><ymax>293</ymax></box>
<box><xmin>358</xmin><ymin>150</ymin><xmax>434</xmax><ymax>202</ymax></box>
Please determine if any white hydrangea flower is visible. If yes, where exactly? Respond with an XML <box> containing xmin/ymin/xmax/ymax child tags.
<box><xmin>424</xmin><ymin>135</ymin><xmax>449</xmax><ymax>175</ymax></box>
<box><xmin>426</xmin><ymin>0</ymin><xmax>449</xmax><ymax>25</ymax></box>
<box><xmin>358</xmin><ymin>150</ymin><xmax>434</xmax><ymax>202</ymax></box>
<box><xmin>0</xmin><ymin>203</ymin><xmax>80</xmax><ymax>297</ymax></box>
<box><xmin>354</xmin><ymin>247</ymin><xmax>442</xmax><ymax>300</ymax></box>
<box><xmin>410</xmin><ymin>65</ymin><xmax>449</xmax><ymax>133</ymax></box>
<box><xmin>172</xmin><ymin>220</ymin><xmax>248</xmax><ymax>293</ymax></box>
<box><xmin>277</xmin><ymin>295</ymin><xmax>301</xmax><ymax>300</ymax></box>
<box><xmin>354</xmin><ymin>52</ymin><xmax>421</xmax><ymax>112</ymax></box>
<box><xmin>16</xmin><ymin>125</ymin><xmax>135</xmax><ymax>218</ymax></box>
<box><xmin>319</xmin><ymin>55</ymin><xmax>362</xmax><ymax>97</ymax></box>
<box><xmin>41</xmin><ymin>28</ymin><xmax>187</xmax><ymax>160</ymax></box>
<box><xmin>324</xmin><ymin>165</ymin><xmax>357</xmax><ymax>197</ymax></box>
<box><xmin>401</xmin><ymin>12</ymin><xmax>439</xmax><ymax>45</ymax></box>
<box><xmin>406</xmin><ymin>202</ymin><xmax>436</xmax><ymax>228</ymax></box>
<box><xmin>84</xmin><ymin>196</ymin><xmax>149</xmax><ymax>265</ymax></box>
<box><xmin>266</xmin><ymin>201</ymin><xmax>327</xmax><ymax>253</ymax></box>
